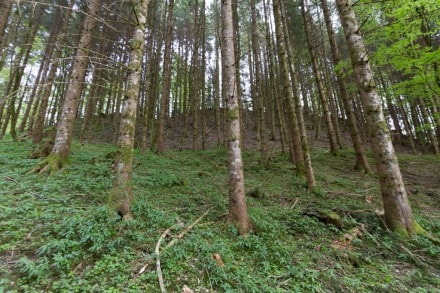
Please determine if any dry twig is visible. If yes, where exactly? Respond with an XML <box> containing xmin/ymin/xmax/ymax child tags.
<box><xmin>156</xmin><ymin>227</ymin><xmax>172</xmax><ymax>293</ymax></box>
<box><xmin>165</xmin><ymin>208</ymin><xmax>212</xmax><ymax>250</ymax></box>
<box><xmin>136</xmin><ymin>209</ymin><xmax>212</xmax><ymax>279</ymax></box>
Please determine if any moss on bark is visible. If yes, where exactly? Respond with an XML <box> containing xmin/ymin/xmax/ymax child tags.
<box><xmin>31</xmin><ymin>153</ymin><xmax>66</xmax><ymax>175</ymax></box>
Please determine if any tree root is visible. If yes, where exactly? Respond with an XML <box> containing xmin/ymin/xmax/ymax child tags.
<box><xmin>31</xmin><ymin>153</ymin><xmax>65</xmax><ymax>175</ymax></box>
<box><xmin>413</xmin><ymin>222</ymin><xmax>440</xmax><ymax>245</ymax></box>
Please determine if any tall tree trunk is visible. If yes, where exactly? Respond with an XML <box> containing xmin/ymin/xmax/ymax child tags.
<box><xmin>222</xmin><ymin>0</ymin><xmax>250</xmax><ymax>236</ymax></box>
<box><xmin>336</xmin><ymin>0</ymin><xmax>423</xmax><ymax>236</ymax></box>
<box><xmin>156</xmin><ymin>0</ymin><xmax>174</xmax><ymax>153</ymax></box>
<box><xmin>0</xmin><ymin>7</ymin><xmax>43</xmax><ymax>141</ymax></box>
<box><xmin>109</xmin><ymin>0</ymin><xmax>150</xmax><ymax>220</ymax></box>
<box><xmin>140</xmin><ymin>0</ymin><xmax>157</xmax><ymax>151</ymax></box>
<box><xmin>273</xmin><ymin>0</ymin><xmax>306</xmax><ymax>177</ymax></box>
<box><xmin>32</xmin><ymin>0</ymin><xmax>101</xmax><ymax>174</ymax></box>
<box><xmin>200</xmin><ymin>0</ymin><xmax>208</xmax><ymax>150</ymax></box>
<box><xmin>250</xmin><ymin>0</ymin><xmax>269</xmax><ymax>168</ymax></box>
<box><xmin>418</xmin><ymin>97</ymin><xmax>439</xmax><ymax>155</ymax></box>
<box><xmin>232</xmin><ymin>0</ymin><xmax>244</xmax><ymax>150</ymax></box>
<box><xmin>191</xmin><ymin>0</ymin><xmax>200</xmax><ymax>150</ymax></box>
<box><xmin>0</xmin><ymin>0</ymin><xmax>13</xmax><ymax>47</ymax></box>
<box><xmin>19</xmin><ymin>19</ymin><xmax>60</xmax><ymax>135</ymax></box>
<box><xmin>281</xmin><ymin>0</ymin><xmax>315</xmax><ymax>188</ymax></box>
<box><xmin>302</xmin><ymin>4</ymin><xmax>339</xmax><ymax>155</ymax></box>
<box><xmin>320</xmin><ymin>0</ymin><xmax>371</xmax><ymax>172</ymax></box>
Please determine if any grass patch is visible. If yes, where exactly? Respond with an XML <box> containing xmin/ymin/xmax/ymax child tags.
<box><xmin>0</xmin><ymin>140</ymin><xmax>439</xmax><ymax>291</ymax></box>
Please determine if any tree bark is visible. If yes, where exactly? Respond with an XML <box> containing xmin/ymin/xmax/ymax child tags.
<box><xmin>250</xmin><ymin>0</ymin><xmax>269</xmax><ymax>168</ymax></box>
<box><xmin>0</xmin><ymin>0</ymin><xmax>13</xmax><ymax>46</ymax></box>
<box><xmin>156</xmin><ymin>0</ymin><xmax>175</xmax><ymax>154</ymax></box>
<box><xmin>32</xmin><ymin>0</ymin><xmax>101</xmax><ymax>173</ymax></box>
<box><xmin>320</xmin><ymin>0</ymin><xmax>371</xmax><ymax>172</ymax></box>
<box><xmin>222</xmin><ymin>0</ymin><xmax>250</xmax><ymax>235</ymax></box>
<box><xmin>273</xmin><ymin>0</ymin><xmax>306</xmax><ymax>177</ymax></box>
<box><xmin>109</xmin><ymin>0</ymin><xmax>150</xmax><ymax>220</ymax></box>
<box><xmin>302</xmin><ymin>4</ymin><xmax>339</xmax><ymax>155</ymax></box>
<box><xmin>336</xmin><ymin>0</ymin><xmax>422</xmax><ymax>236</ymax></box>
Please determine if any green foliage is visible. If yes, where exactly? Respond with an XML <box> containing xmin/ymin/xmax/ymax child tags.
<box><xmin>0</xmin><ymin>140</ymin><xmax>439</xmax><ymax>291</ymax></box>
<box><xmin>357</xmin><ymin>0</ymin><xmax>440</xmax><ymax>100</ymax></box>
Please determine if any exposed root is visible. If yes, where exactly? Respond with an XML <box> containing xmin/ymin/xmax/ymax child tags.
<box><xmin>414</xmin><ymin>222</ymin><xmax>440</xmax><ymax>245</ymax></box>
<box><xmin>31</xmin><ymin>153</ymin><xmax>65</xmax><ymax>175</ymax></box>
<box><xmin>29</xmin><ymin>140</ymin><xmax>54</xmax><ymax>159</ymax></box>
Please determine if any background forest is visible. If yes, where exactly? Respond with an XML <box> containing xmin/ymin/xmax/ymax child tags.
<box><xmin>0</xmin><ymin>0</ymin><xmax>439</xmax><ymax>291</ymax></box>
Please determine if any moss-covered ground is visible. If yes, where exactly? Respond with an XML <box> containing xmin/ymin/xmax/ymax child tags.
<box><xmin>0</xmin><ymin>139</ymin><xmax>439</xmax><ymax>292</ymax></box>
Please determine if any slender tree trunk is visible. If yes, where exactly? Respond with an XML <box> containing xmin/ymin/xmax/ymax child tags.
<box><xmin>191</xmin><ymin>0</ymin><xmax>200</xmax><ymax>150</ymax></box>
<box><xmin>320</xmin><ymin>0</ymin><xmax>371</xmax><ymax>172</ymax></box>
<box><xmin>19</xmin><ymin>25</ymin><xmax>56</xmax><ymax>134</ymax></box>
<box><xmin>0</xmin><ymin>8</ymin><xmax>43</xmax><ymax>141</ymax></box>
<box><xmin>214</xmin><ymin>41</ymin><xmax>221</xmax><ymax>146</ymax></box>
<box><xmin>232</xmin><ymin>0</ymin><xmax>244</xmax><ymax>150</ymax></box>
<box><xmin>32</xmin><ymin>0</ymin><xmax>101</xmax><ymax>174</ymax></box>
<box><xmin>200</xmin><ymin>0</ymin><xmax>208</xmax><ymax>150</ymax></box>
<box><xmin>79</xmin><ymin>69</ymin><xmax>101</xmax><ymax>143</ymax></box>
<box><xmin>273</xmin><ymin>0</ymin><xmax>306</xmax><ymax>177</ymax></box>
<box><xmin>156</xmin><ymin>0</ymin><xmax>175</xmax><ymax>154</ymax></box>
<box><xmin>250</xmin><ymin>0</ymin><xmax>269</xmax><ymax>168</ymax></box>
<box><xmin>222</xmin><ymin>0</ymin><xmax>250</xmax><ymax>236</ymax></box>
<box><xmin>140</xmin><ymin>0</ymin><xmax>157</xmax><ymax>151</ymax></box>
<box><xmin>336</xmin><ymin>0</ymin><xmax>423</xmax><ymax>236</ymax></box>
<box><xmin>0</xmin><ymin>0</ymin><xmax>13</xmax><ymax>46</ymax></box>
<box><xmin>396</xmin><ymin>95</ymin><xmax>417</xmax><ymax>154</ymax></box>
<box><xmin>302</xmin><ymin>5</ymin><xmax>339</xmax><ymax>155</ymax></box>
<box><xmin>418</xmin><ymin>97</ymin><xmax>439</xmax><ymax>155</ymax></box>
<box><xmin>110</xmin><ymin>0</ymin><xmax>150</xmax><ymax>220</ymax></box>
<box><xmin>281</xmin><ymin>1</ymin><xmax>315</xmax><ymax>188</ymax></box>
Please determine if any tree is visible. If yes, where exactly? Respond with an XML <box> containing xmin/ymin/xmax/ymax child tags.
<box><xmin>302</xmin><ymin>2</ymin><xmax>339</xmax><ymax>155</ymax></box>
<box><xmin>156</xmin><ymin>0</ymin><xmax>175</xmax><ymax>154</ymax></box>
<box><xmin>109</xmin><ymin>0</ymin><xmax>150</xmax><ymax>220</ymax></box>
<box><xmin>250</xmin><ymin>0</ymin><xmax>269</xmax><ymax>168</ymax></box>
<box><xmin>221</xmin><ymin>0</ymin><xmax>251</xmax><ymax>235</ymax></box>
<box><xmin>0</xmin><ymin>6</ymin><xmax>44</xmax><ymax>142</ymax></box>
<box><xmin>335</xmin><ymin>0</ymin><xmax>424</xmax><ymax>236</ymax></box>
<box><xmin>32</xmin><ymin>0</ymin><xmax>101</xmax><ymax>173</ymax></box>
<box><xmin>0</xmin><ymin>0</ymin><xmax>13</xmax><ymax>45</ymax></box>
<box><xmin>272</xmin><ymin>0</ymin><xmax>306</xmax><ymax>178</ymax></box>
<box><xmin>32</xmin><ymin>0</ymin><xmax>75</xmax><ymax>144</ymax></box>
<box><xmin>319</xmin><ymin>0</ymin><xmax>371</xmax><ymax>172</ymax></box>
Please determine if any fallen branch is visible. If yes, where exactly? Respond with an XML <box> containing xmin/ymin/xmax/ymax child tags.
<box><xmin>4</xmin><ymin>176</ymin><xmax>43</xmax><ymax>198</ymax></box>
<box><xmin>165</xmin><ymin>208</ymin><xmax>212</xmax><ymax>250</ymax></box>
<box><xmin>156</xmin><ymin>227</ymin><xmax>172</xmax><ymax>293</ymax></box>
<box><xmin>290</xmin><ymin>198</ymin><xmax>299</xmax><ymax>210</ymax></box>
<box><xmin>136</xmin><ymin>209</ymin><xmax>212</xmax><ymax>278</ymax></box>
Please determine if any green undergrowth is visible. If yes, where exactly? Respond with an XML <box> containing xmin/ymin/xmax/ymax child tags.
<box><xmin>0</xmin><ymin>140</ymin><xmax>439</xmax><ymax>291</ymax></box>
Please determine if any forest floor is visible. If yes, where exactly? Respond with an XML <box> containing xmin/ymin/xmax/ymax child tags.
<box><xmin>1</xmin><ymin>132</ymin><xmax>439</xmax><ymax>292</ymax></box>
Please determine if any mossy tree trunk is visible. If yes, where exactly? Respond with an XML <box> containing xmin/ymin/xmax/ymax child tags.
<box><xmin>336</xmin><ymin>0</ymin><xmax>421</xmax><ymax>236</ymax></box>
<box><xmin>109</xmin><ymin>0</ymin><xmax>150</xmax><ymax>220</ymax></box>
<box><xmin>32</xmin><ymin>0</ymin><xmax>101</xmax><ymax>174</ymax></box>
<box><xmin>222</xmin><ymin>0</ymin><xmax>251</xmax><ymax>236</ymax></box>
